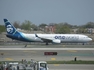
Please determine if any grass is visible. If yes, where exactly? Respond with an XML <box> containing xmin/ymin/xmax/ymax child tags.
<box><xmin>47</xmin><ymin>60</ymin><xmax>94</xmax><ymax>64</ymax></box>
<box><xmin>0</xmin><ymin>60</ymin><xmax>94</xmax><ymax>64</ymax></box>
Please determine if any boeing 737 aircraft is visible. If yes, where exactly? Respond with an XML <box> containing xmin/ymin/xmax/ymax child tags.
<box><xmin>4</xmin><ymin>19</ymin><xmax>92</xmax><ymax>46</ymax></box>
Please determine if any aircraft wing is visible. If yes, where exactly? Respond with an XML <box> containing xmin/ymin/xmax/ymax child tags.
<box><xmin>35</xmin><ymin>34</ymin><xmax>52</xmax><ymax>42</ymax></box>
<box><xmin>35</xmin><ymin>34</ymin><xmax>61</xmax><ymax>43</ymax></box>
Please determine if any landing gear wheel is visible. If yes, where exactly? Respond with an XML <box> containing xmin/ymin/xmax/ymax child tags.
<box><xmin>46</xmin><ymin>42</ymin><xmax>48</xmax><ymax>45</ymax></box>
<box><xmin>82</xmin><ymin>43</ymin><xmax>84</xmax><ymax>45</ymax></box>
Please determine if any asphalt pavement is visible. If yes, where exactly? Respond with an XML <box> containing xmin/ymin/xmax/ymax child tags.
<box><xmin>0</xmin><ymin>44</ymin><xmax>94</xmax><ymax>70</ymax></box>
<box><xmin>48</xmin><ymin>64</ymin><xmax>94</xmax><ymax>70</ymax></box>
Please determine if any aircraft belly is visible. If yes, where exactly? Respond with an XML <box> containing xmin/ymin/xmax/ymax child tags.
<box><xmin>61</xmin><ymin>39</ymin><xmax>84</xmax><ymax>43</ymax></box>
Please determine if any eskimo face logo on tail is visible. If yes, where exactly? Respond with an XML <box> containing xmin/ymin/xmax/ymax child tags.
<box><xmin>7</xmin><ymin>25</ymin><xmax>13</xmax><ymax>34</ymax></box>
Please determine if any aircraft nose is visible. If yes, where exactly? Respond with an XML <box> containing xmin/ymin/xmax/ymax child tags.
<box><xmin>89</xmin><ymin>38</ymin><xmax>92</xmax><ymax>41</ymax></box>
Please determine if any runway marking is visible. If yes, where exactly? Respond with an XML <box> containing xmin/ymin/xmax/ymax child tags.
<box><xmin>67</xmin><ymin>50</ymin><xmax>77</xmax><ymax>52</ymax></box>
<box><xmin>51</xmin><ymin>58</ymin><xmax>56</xmax><ymax>60</ymax></box>
<box><xmin>54</xmin><ymin>64</ymin><xmax>59</xmax><ymax>66</ymax></box>
<box><xmin>0</xmin><ymin>48</ymin><xmax>94</xmax><ymax>50</ymax></box>
<box><xmin>5</xmin><ymin>58</ymin><xmax>13</xmax><ymax>61</ymax></box>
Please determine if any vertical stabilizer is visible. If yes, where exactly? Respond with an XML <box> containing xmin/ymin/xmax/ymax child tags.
<box><xmin>4</xmin><ymin>19</ymin><xmax>17</xmax><ymax>35</ymax></box>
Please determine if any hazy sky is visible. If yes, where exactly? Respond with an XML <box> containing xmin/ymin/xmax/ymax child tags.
<box><xmin>0</xmin><ymin>0</ymin><xmax>94</xmax><ymax>25</ymax></box>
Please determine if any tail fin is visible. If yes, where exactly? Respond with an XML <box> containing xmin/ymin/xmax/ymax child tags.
<box><xmin>4</xmin><ymin>19</ymin><xmax>17</xmax><ymax>35</ymax></box>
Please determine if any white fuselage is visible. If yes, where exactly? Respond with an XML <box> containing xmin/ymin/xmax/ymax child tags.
<box><xmin>21</xmin><ymin>33</ymin><xmax>92</xmax><ymax>43</ymax></box>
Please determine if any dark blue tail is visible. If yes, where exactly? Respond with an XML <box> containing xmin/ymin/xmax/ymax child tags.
<box><xmin>3</xmin><ymin>19</ymin><xmax>33</xmax><ymax>42</ymax></box>
<box><xmin>4</xmin><ymin>19</ymin><xmax>17</xmax><ymax>35</ymax></box>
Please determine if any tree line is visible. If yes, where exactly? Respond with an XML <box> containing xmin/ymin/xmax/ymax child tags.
<box><xmin>0</xmin><ymin>20</ymin><xmax>94</xmax><ymax>34</ymax></box>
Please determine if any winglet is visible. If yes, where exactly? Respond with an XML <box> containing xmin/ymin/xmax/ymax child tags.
<box><xmin>35</xmin><ymin>34</ymin><xmax>38</xmax><ymax>37</ymax></box>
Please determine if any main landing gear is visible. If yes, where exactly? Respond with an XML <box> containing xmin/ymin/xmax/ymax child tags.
<box><xmin>82</xmin><ymin>43</ymin><xmax>84</xmax><ymax>45</ymax></box>
<box><xmin>25</xmin><ymin>44</ymin><xmax>27</xmax><ymax>47</ymax></box>
<box><xmin>46</xmin><ymin>42</ymin><xmax>48</xmax><ymax>45</ymax></box>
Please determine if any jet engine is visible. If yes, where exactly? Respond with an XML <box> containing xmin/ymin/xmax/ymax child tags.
<box><xmin>52</xmin><ymin>39</ymin><xmax>61</xmax><ymax>43</ymax></box>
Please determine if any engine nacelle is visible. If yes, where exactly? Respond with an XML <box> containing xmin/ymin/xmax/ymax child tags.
<box><xmin>52</xmin><ymin>39</ymin><xmax>61</xmax><ymax>43</ymax></box>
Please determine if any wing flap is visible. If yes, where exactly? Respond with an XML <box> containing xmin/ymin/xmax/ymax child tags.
<box><xmin>35</xmin><ymin>34</ymin><xmax>53</xmax><ymax>42</ymax></box>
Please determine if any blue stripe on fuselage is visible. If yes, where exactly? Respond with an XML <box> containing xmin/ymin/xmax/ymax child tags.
<box><xmin>6</xmin><ymin>31</ymin><xmax>34</xmax><ymax>42</ymax></box>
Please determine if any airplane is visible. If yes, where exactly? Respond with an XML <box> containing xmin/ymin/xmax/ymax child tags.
<box><xmin>4</xmin><ymin>19</ymin><xmax>92</xmax><ymax>47</ymax></box>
